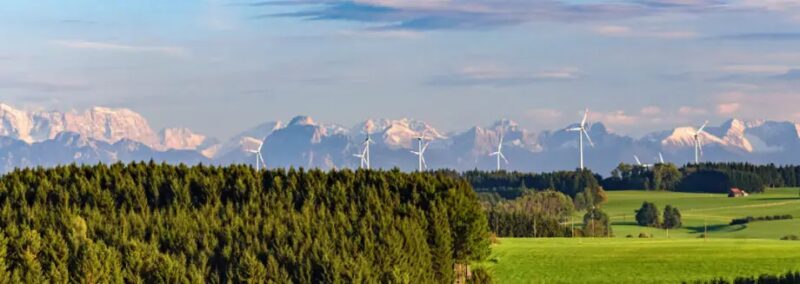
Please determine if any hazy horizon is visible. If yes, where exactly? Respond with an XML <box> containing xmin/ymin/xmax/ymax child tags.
<box><xmin>3</xmin><ymin>1</ymin><xmax>800</xmax><ymax>139</ymax></box>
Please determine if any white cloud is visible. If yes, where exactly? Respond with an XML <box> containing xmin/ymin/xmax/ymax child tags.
<box><xmin>716</xmin><ymin>102</ymin><xmax>741</xmax><ymax>115</ymax></box>
<box><xmin>52</xmin><ymin>40</ymin><xmax>188</xmax><ymax>57</ymax></box>
<box><xmin>678</xmin><ymin>106</ymin><xmax>708</xmax><ymax>116</ymax></box>
<box><xmin>640</xmin><ymin>106</ymin><xmax>662</xmax><ymax>116</ymax></box>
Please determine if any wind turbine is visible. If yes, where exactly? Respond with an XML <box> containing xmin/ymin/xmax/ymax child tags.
<box><xmin>247</xmin><ymin>138</ymin><xmax>267</xmax><ymax>171</ymax></box>
<box><xmin>410</xmin><ymin>133</ymin><xmax>429</xmax><ymax>172</ymax></box>
<box><xmin>566</xmin><ymin>108</ymin><xmax>594</xmax><ymax>170</ymax></box>
<box><xmin>489</xmin><ymin>123</ymin><xmax>509</xmax><ymax>171</ymax></box>
<box><xmin>634</xmin><ymin>155</ymin><xmax>652</xmax><ymax>168</ymax></box>
<box><xmin>353</xmin><ymin>133</ymin><xmax>373</xmax><ymax>169</ymax></box>
<box><xmin>692</xmin><ymin>121</ymin><xmax>708</xmax><ymax>164</ymax></box>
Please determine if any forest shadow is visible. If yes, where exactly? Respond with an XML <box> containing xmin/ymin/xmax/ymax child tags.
<box><xmin>753</xmin><ymin>197</ymin><xmax>800</xmax><ymax>201</ymax></box>
<box><xmin>685</xmin><ymin>224</ymin><xmax>746</xmax><ymax>234</ymax></box>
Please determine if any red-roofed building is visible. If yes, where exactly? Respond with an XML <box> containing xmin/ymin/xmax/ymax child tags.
<box><xmin>728</xmin><ymin>188</ymin><xmax>749</xmax><ymax>198</ymax></box>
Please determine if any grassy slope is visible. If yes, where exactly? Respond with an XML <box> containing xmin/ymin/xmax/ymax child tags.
<box><xmin>485</xmin><ymin>238</ymin><xmax>800</xmax><ymax>284</ymax></box>
<box><xmin>596</xmin><ymin>188</ymin><xmax>800</xmax><ymax>239</ymax></box>
<box><xmin>485</xmin><ymin>189</ymin><xmax>800</xmax><ymax>283</ymax></box>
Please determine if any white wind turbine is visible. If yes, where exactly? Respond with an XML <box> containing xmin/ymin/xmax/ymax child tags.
<box><xmin>634</xmin><ymin>155</ymin><xmax>652</xmax><ymax>168</ymax></box>
<box><xmin>410</xmin><ymin>133</ymin><xmax>429</xmax><ymax>172</ymax></box>
<box><xmin>247</xmin><ymin>138</ymin><xmax>267</xmax><ymax>171</ymax></box>
<box><xmin>353</xmin><ymin>133</ymin><xmax>373</xmax><ymax>169</ymax></box>
<box><xmin>566</xmin><ymin>108</ymin><xmax>594</xmax><ymax>170</ymax></box>
<box><xmin>692</xmin><ymin>121</ymin><xmax>708</xmax><ymax>164</ymax></box>
<box><xmin>489</xmin><ymin>123</ymin><xmax>509</xmax><ymax>171</ymax></box>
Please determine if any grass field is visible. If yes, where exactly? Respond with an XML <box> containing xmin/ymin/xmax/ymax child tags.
<box><xmin>484</xmin><ymin>189</ymin><xmax>800</xmax><ymax>283</ymax></box>
<box><xmin>597</xmin><ymin>188</ymin><xmax>800</xmax><ymax>239</ymax></box>
<box><xmin>483</xmin><ymin>238</ymin><xmax>800</xmax><ymax>283</ymax></box>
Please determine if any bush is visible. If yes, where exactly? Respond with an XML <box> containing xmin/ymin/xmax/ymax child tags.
<box><xmin>662</xmin><ymin>205</ymin><xmax>682</xmax><ymax>229</ymax></box>
<box><xmin>636</xmin><ymin>201</ymin><xmax>660</xmax><ymax>227</ymax></box>
<box><xmin>469</xmin><ymin>267</ymin><xmax>494</xmax><ymax>284</ymax></box>
<box><xmin>583</xmin><ymin>208</ymin><xmax>613</xmax><ymax>237</ymax></box>
<box><xmin>626</xmin><ymin>234</ymin><xmax>633</xmax><ymax>238</ymax></box>
<box><xmin>781</xmin><ymin>235</ymin><xmax>799</xmax><ymax>241</ymax></box>
<box><xmin>730</xmin><ymin>215</ymin><xmax>792</xmax><ymax>225</ymax></box>
<box><xmin>638</xmin><ymin>232</ymin><xmax>653</xmax><ymax>238</ymax></box>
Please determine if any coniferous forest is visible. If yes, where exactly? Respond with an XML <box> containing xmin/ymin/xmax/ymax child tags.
<box><xmin>0</xmin><ymin>162</ymin><xmax>490</xmax><ymax>283</ymax></box>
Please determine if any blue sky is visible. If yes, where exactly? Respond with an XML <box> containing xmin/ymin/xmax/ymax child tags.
<box><xmin>2</xmin><ymin>0</ymin><xmax>800</xmax><ymax>139</ymax></box>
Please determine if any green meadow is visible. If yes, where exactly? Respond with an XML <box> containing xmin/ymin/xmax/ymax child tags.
<box><xmin>600</xmin><ymin>188</ymin><xmax>800</xmax><ymax>239</ymax></box>
<box><xmin>484</xmin><ymin>238</ymin><xmax>800</xmax><ymax>284</ymax></box>
<box><xmin>485</xmin><ymin>188</ymin><xmax>800</xmax><ymax>283</ymax></box>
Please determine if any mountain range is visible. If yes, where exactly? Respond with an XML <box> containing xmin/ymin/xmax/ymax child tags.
<box><xmin>2</xmin><ymin>103</ymin><xmax>800</xmax><ymax>175</ymax></box>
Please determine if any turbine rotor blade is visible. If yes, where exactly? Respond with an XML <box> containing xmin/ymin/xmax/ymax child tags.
<box><xmin>583</xmin><ymin>130</ymin><xmax>595</xmax><ymax>147</ymax></box>
<box><xmin>581</xmin><ymin>108</ymin><xmax>589</xmax><ymax>127</ymax></box>
<box><xmin>697</xmin><ymin>121</ymin><xmax>709</xmax><ymax>133</ymax></box>
<box><xmin>499</xmin><ymin>152</ymin><xmax>509</xmax><ymax>164</ymax></box>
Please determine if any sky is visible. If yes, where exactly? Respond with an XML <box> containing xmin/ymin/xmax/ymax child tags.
<box><xmin>2</xmin><ymin>0</ymin><xmax>800</xmax><ymax>140</ymax></box>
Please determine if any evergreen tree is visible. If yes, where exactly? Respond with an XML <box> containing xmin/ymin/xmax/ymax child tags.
<box><xmin>662</xmin><ymin>205</ymin><xmax>682</xmax><ymax>229</ymax></box>
<box><xmin>635</xmin><ymin>201</ymin><xmax>660</xmax><ymax>227</ymax></box>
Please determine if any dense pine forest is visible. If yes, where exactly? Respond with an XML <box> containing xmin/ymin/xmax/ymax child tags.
<box><xmin>0</xmin><ymin>162</ymin><xmax>490</xmax><ymax>283</ymax></box>
<box><xmin>466</xmin><ymin>162</ymin><xmax>800</xmax><ymax>196</ymax></box>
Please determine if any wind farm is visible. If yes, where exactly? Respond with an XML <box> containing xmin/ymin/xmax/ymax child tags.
<box><xmin>5</xmin><ymin>1</ymin><xmax>800</xmax><ymax>283</ymax></box>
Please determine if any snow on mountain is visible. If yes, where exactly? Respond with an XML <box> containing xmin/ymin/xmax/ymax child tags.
<box><xmin>357</xmin><ymin>118</ymin><xmax>447</xmax><ymax>150</ymax></box>
<box><xmin>0</xmin><ymin>103</ymin><xmax>35</xmax><ymax>142</ymax></box>
<box><xmin>660</xmin><ymin>126</ymin><xmax>725</xmax><ymax>149</ymax></box>
<box><xmin>5</xmin><ymin>103</ymin><xmax>800</xmax><ymax>174</ymax></box>
<box><xmin>714</xmin><ymin>119</ymin><xmax>753</xmax><ymax>153</ymax></box>
<box><xmin>0</xmin><ymin>103</ymin><xmax>221</xmax><ymax>154</ymax></box>
<box><xmin>0</xmin><ymin>104</ymin><xmax>159</xmax><ymax>146</ymax></box>
<box><xmin>160</xmin><ymin>128</ymin><xmax>207</xmax><ymax>150</ymax></box>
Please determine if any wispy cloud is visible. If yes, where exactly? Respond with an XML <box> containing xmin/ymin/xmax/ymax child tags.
<box><xmin>254</xmin><ymin>0</ymin><xmax>731</xmax><ymax>30</ymax></box>
<box><xmin>0</xmin><ymin>77</ymin><xmax>90</xmax><ymax>92</ymax></box>
<box><xmin>52</xmin><ymin>40</ymin><xmax>188</xmax><ymax>57</ymax></box>
<box><xmin>427</xmin><ymin>65</ymin><xmax>579</xmax><ymax>86</ymax></box>
<box><xmin>714</xmin><ymin>33</ymin><xmax>800</xmax><ymax>41</ymax></box>
<box><xmin>593</xmin><ymin>25</ymin><xmax>697</xmax><ymax>39</ymax></box>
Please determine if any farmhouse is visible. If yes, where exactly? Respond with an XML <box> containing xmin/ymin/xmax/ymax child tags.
<box><xmin>728</xmin><ymin>188</ymin><xmax>749</xmax><ymax>198</ymax></box>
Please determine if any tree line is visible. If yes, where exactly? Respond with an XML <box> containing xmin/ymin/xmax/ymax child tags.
<box><xmin>463</xmin><ymin>169</ymin><xmax>608</xmax><ymax>210</ymax></box>
<box><xmin>0</xmin><ymin>162</ymin><xmax>490</xmax><ymax>283</ymax></box>
<box><xmin>599</xmin><ymin>162</ymin><xmax>795</xmax><ymax>193</ymax></box>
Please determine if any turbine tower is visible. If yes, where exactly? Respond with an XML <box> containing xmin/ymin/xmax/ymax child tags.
<box><xmin>692</xmin><ymin>121</ymin><xmax>708</xmax><ymax>164</ymax></box>
<box><xmin>658</xmin><ymin>152</ymin><xmax>665</xmax><ymax>164</ymax></box>
<box><xmin>247</xmin><ymin>138</ymin><xmax>267</xmax><ymax>171</ymax></box>
<box><xmin>353</xmin><ymin>133</ymin><xmax>373</xmax><ymax>169</ymax></box>
<box><xmin>410</xmin><ymin>133</ymin><xmax>429</xmax><ymax>172</ymax></box>
<box><xmin>567</xmin><ymin>108</ymin><xmax>594</xmax><ymax>170</ymax></box>
<box><xmin>489</xmin><ymin>122</ymin><xmax>509</xmax><ymax>171</ymax></box>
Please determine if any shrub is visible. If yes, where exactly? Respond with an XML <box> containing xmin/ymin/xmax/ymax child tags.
<box><xmin>638</xmin><ymin>232</ymin><xmax>652</xmax><ymax>238</ymax></box>
<box><xmin>582</xmin><ymin>208</ymin><xmax>612</xmax><ymax>237</ymax></box>
<box><xmin>469</xmin><ymin>267</ymin><xmax>494</xmax><ymax>284</ymax></box>
<box><xmin>730</xmin><ymin>215</ymin><xmax>792</xmax><ymax>225</ymax></box>
<box><xmin>781</xmin><ymin>235</ymin><xmax>799</xmax><ymax>241</ymax></box>
<box><xmin>662</xmin><ymin>205</ymin><xmax>682</xmax><ymax>229</ymax></box>
<box><xmin>635</xmin><ymin>201</ymin><xmax>660</xmax><ymax>227</ymax></box>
